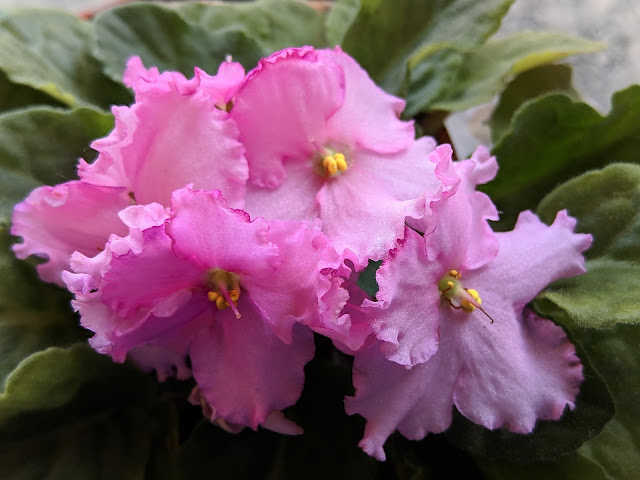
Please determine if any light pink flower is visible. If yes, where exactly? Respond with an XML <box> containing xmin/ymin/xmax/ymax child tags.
<box><xmin>79</xmin><ymin>56</ymin><xmax>248</xmax><ymax>208</ymax></box>
<box><xmin>345</xmin><ymin>150</ymin><xmax>592</xmax><ymax>461</ymax></box>
<box><xmin>231</xmin><ymin>46</ymin><xmax>455</xmax><ymax>268</ymax></box>
<box><xmin>63</xmin><ymin>187</ymin><xmax>347</xmax><ymax>429</ymax></box>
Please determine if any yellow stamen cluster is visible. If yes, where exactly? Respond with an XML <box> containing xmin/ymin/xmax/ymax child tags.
<box><xmin>438</xmin><ymin>269</ymin><xmax>493</xmax><ymax>323</ymax></box>
<box><xmin>205</xmin><ymin>269</ymin><xmax>241</xmax><ymax>317</ymax></box>
<box><xmin>322</xmin><ymin>152</ymin><xmax>348</xmax><ymax>176</ymax></box>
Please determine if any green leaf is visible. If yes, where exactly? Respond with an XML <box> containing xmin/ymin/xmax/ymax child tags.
<box><xmin>0</xmin><ymin>229</ymin><xmax>85</xmax><ymax>390</ymax></box>
<box><xmin>479</xmin><ymin>451</ymin><xmax>608</xmax><ymax>480</ymax></box>
<box><xmin>0</xmin><ymin>10</ymin><xmax>131</xmax><ymax>109</ymax></box>
<box><xmin>489</xmin><ymin>64</ymin><xmax>579</xmax><ymax>144</ymax></box>
<box><xmin>0</xmin><ymin>344</ymin><xmax>173</xmax><ymax>480</ymax></box>
<box><xmin>486</xmin><ymin>86</ymin><xmax>640</xmax><ymax>230</ymax></box>
<box><xmin>94</xmin><ymin>3</ymin><xmax>265</xmax><ymax>83</ymax></box>
<box><xmin>0</xmin><ymin>69</ymin><xmax>64</xmax><ymax>114</ymax></box>
<box><xmin>333</xmin><ymin>0</ymin><xmax>515</xmax><ymax>95</ymax></box>
<box><xmin>356</xmin><ymin>260</ymin><xmax>381</xmax><ymax>298</ymax></box>
<box><xmin>177</xmin><ymin>0</ymin><xmax>327</xmax><ymax>53</ymax></box>
<box><xmin>406</xmin><ymin>32</ymin><xmax>602</xmax><ymax>116</ymax></box>
<box><xmin>0</xmin><ymin>106</ymin><xmax>114</xmax><ymax>224</ymax></box>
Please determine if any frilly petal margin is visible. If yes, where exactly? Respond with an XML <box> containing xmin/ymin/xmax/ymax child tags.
<box><xmin>12</xmin><ymin>181</ymin><xmax>131</xmax><ymax>286</ymax></box>
<box><xmin>190</xmin><ymin>304</ymin><xmax>315</xmax><ymax>430</ymax></box>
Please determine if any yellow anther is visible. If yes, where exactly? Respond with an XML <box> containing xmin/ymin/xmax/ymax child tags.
<box><xmin>449</xmin><ymin>269</ymin><xmax>460</xmax><ymax>279</ymax></box>
<box><xmin>446</xmin><ymin>281</ymin><xmax>454</xmax><ymax>288</ymax></box>
<box><xmin>466</xmin><ymin>288</ymin><xmax>481</xmax><ymax>304</ymax></box>
<box><xmin>322</xmin><ymin>155</ymin><xmax>338</xmax><ymax>175</ymax></box>
<box><xmin>207</xmin><ymin>291</ymin><xmax>219</xmax><ymax>302</ymax></box>
<box><xmin>229</xmin><ymin>289</ymin><xmax>240</xmax><ymax>302</ymax></box>
<box><xmin>334</xmin><ymin>153</ymin><xmax>348</xmax><ymax>171</ymax></box>
<box><xmin>215</xmin><ymin>295</ymin><xmax>227</xmax><ymax>310</ymax></box>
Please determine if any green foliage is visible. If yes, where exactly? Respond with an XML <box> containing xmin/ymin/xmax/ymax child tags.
<box><xmin>486</xmin><ymin>86</ymin><xmax>640</xmax><ymax>230</ymax></box>
<box><xmin>0</xmin><ymin>106</ymin><xmax>114</xmax><ymax>224</ymax></box>
<box><xmin>0</xmin><ymin>10</ymin><xmax>130</xmax><ymax>109</ymax></box>
<box><xmin>489</xmin><ymin>64</ymin><xmax>579</xmax><ymax>144</ymax></box>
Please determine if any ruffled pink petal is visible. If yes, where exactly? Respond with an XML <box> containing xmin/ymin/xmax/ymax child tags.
<box><xmin>419</xmin><ymin>145</ymin><xmax>499</xmax><ymax>270</ymax></box>
<box><xmin>316</xmin><ymin>156</ymin><xmax>427</xmax><ymax>268</ymax></box>
<box><xmin>198</xmin><ymin>60</ymin><xmax>246</xmax><ymax>104</ymax></box>
<box><xmin>242</xmin><ymin>219</ymin><xmax>346</xmax><ymax>343</ymax></box>
<box><xmin>320</xmin><ymin>47</ymin><xmax>415</xmax><ymax>154</ymax></box>
<box><xmin>83</xmin><ymin>59</ymin><xmax>248</xmax><ymax>208</ymax></box>
<box><xmin>231</xmin><ymin>47</ymin><xmax>345</xmax><ymax>188</ymax></box>
<box><xmin>191</xmin><ymin>302</ymin><xmax>315</xmax><ymax>429</ymax></box>
<box><xmin>345</xmin><ymin>332</ymin><xmax>461</xmax><ymax>461</ymax></box>
<box><xmin>11</xmin><ymin>181</ymin><xmax>131</xmax><ymax>285</ymax></box>
<box><xmin>452</xmin><ymin>307</ymin><xmax>583</xmax><ymax>432</ymax></box>
<box><xmin>167</xmin><ymin>187</ymin><xmax>280</xmax><ymax>277</ymax></box>
<box><xmin>243</xmin><ymin>160</ymin><xmax>323</xmax><ymax>226</ymax></box>
<box><xmin>470</xmin><ymin>210</ymin><xmax>592</xmax><ymax>307</ymax></box>
<box><xmin>363</xmin><ymin>228</ymin><xmax>443</xmax><ymax>367</ymax></box>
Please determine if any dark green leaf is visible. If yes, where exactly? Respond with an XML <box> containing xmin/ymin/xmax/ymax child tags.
<box><xmin>177</xmin><ymin>0</ymin><xmax>327</xmax><ymax>53</ymax></box>
<box><xmin>486</xmin><ymin>86</ymin><xmax>640</xmax><ymax>229</ymax></box>
<box><xmin>356</xmin><ymin>260</ymin><xmax>381</xmax><ymax>298</ymax></box>
<box><xmin>479</xmin><ymin>452</ymin><xmax>608</xmax><ymax>480</ymax></box>
<box><xmin>489</xmin><ymin>64</ymin><xmax>579</xmax><ymax>144</ymax></box>
<box><xmin>0</xmin><ymin>69</ymin><xmax>64</xmax><ymax>114</ymax></box>
<box><xmin>406</xmin><ymin>32</ymin><xmax>602</xmax><ymax>116</ymax></box>
<box><xmin>94</xmin><ymin>4</ymin><xmax>265</xmax><ymax>83</ymax></box>
<box><xmin>0</xmin><ymin>344</ymin><xmax>173</xmax><ymax>480</ymax></box>
<box><xmin>0</xmin><ymin>106</ymin><xmax>114</xmax><ymax>224</ymax></box>
<box><xmin>0</xmin><ymin>10</ymin><xmax>130</xmax><ymax>109</ymax></box>
<box><xmin>333</xmin><ymin>0</ymin><xmax>515</xmax><ymax>95</ymax></box>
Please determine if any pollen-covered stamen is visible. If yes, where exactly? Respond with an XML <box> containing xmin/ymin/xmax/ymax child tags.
<box><xmin>308</xmin><ymin>136</ymin><xmax>349</xmax><ymax>177</ymax></box>
<box><xmin>438</xmin><ymin>269</ymin><xmax>494</xmax><ymax>323</ymax></box>
<box><xmin>205</xmin><ymin>268</ymin><xmax>242</xmax><ymax>318</ymax></box>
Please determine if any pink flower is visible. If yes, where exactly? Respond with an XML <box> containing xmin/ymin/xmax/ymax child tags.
<box><xmin>12</xmin><ymin>57</ymin><xmax>248</xmax><ymax>285</ymax></box>
<box><xmin>344</xmin><ymin>147</ymin><xmax>592</xmax><ymax>460</ymax></box>
<box><xmin>230</xmin><ymin>46</ymin><xmax>455</xmax><ymax>268</ymax></box>
<box><xmin>63</xmin><ymin>187</ymin><xmax>347</xmax><ymax>430</ymax></box>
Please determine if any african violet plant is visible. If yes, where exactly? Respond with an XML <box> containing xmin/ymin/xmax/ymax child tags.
<box><xmin>0</xmin><ymin>1</ymin><xmax>638</xmax><ymax>479</ymax></box>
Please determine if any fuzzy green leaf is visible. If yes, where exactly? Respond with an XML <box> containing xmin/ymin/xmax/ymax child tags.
<box><xmin>486</xmin><ymin>86</ymin><xmax>640</xmax><ymax>230</ymax></box>
<box><xmin>0</xmin><ymin>10</ymin><xmax>130</xmax><ymax>109</ymax></box>
<box><xmin>177</xmin><ymin>0</ymin><xmax>327</xmax><ymax>54</ymax></box>
<box><xmin>489</xmin><ymin>64</ymin><xmax>579</xmax><ymax>144</ymax></box>
<box><xmin>406</xmin><ymin>32</ymin><xmax>602</xmax><ymax>116</ymax></box>
<box><xmin>332</xmin><ymin>0</ymin><xmax>514</xmax><ymax>96</ymax></box>
<box><xmin>0</xmin><ymin>106</ymin><xmax>114</xmax><ymax>224</ymax></box>
<box><xmin>94</xmin><ymin>3</ymin><xmax>265</xmax><ymax>83</ymax></box>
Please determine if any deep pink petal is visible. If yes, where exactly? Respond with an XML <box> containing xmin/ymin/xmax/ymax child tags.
<box><xmin>231</xmin><ymin>47</ymin><xmax>345</xmax><ymax>187</ymax></box>
<box><xmin>364</xmin><ymin>228</ymin><xmax>443</xmax><ymax>366</ymax></box>
<box><xmin>167</xmin><ymin>187</ymin><xmax>280</xmax><ymax>276</ymax></box>
<box><xmin>242</xmin><ymin>219</ymin><xmax>347</xmax><ymax>343</ymax></box>
<box><xmin>452</xmin><ymin>308</ymin><xmax>583</xmax><ymax>432</ymax></box>
<box><xmin>11</xmin><ymin>181</ymin><xmax>130</xmax><ymax>285</ymax></box>
<box><xmin>320</xmin><ymin>47</ymin><xmax>415</xmax><ymax>154</ymax></box>
<box><xmin>470</xmin><ymin>210</ymin><xmax>592</xmax><ymax>307</ymax></box>
<box><xmin>128</xmin><ymin>344</ymin><xmax>192</xmax><ymax>381</ymax></box>
<box><xmin>191</xmin><ymin>301</ymin><xmax>315</xmax><ymax>429</ymax></box>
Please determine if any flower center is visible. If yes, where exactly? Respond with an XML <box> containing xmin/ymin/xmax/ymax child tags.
<box><xmin>308</xmin><ymin>136</ymin><xmax>349</xmax><ymax>178</ymax></box>
<box><xmin>437</xmin><ymin>269</ymin><xmax>494</xmax><ymax>323</ymax></box>
<box><xmin>205</xmin><ymin>268</ymin><xmax>241</xmax><ymax>318</ymax></box>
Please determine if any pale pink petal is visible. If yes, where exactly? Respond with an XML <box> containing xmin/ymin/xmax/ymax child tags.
<box><xmin>243</xmin><ymin>219</ymin><xmax>345</xmax><ymax>343</ymax></box>
<box><xmin>198</xmin><ymin>61</ymin><xmax>246</xmax><ymax>104</ymax></box>
<box><xmin>316</xmin><ymin>159</ymin><xmax>427</xmax><ymax>268</ymax></box>
<box><xmin>128</xmin><ymin>344</ymin><xmax>192</xmax><ymax>381</ymax></box>
<box><xmin>11</xmin><ymin>181</ymin><xmax>131</xmax><ymax>285</ymax></box>
<box><xmin>231</xmin><ymin>47</ymin><xmax>345</xmax><ymax>187</ymax></box>
<box><xmin>363</xmin><ymin>227</ymin><xmax>443</xmax><ymax>367</ymax></box>
<box><xmin>321</xmin><ymin>47</ymin><xmax>415</xmax><ymax>154</ymax></box>
<box><xmin>167</xmin><ymin>187</ymin><xmax>280</xmax><ymax>277</ymax></box>
<box><xmin>191</xmin><ymin>302</ymin><xmax>315</xmax><ymax>429</ymax></box>
<box><xmin>345</xmin><ymin>332</ymin><xmax>461</xmax><ymax>461</ymax></box>
<box><xmin>419</xmin><ymin>145</ymin><xmax>499</xmax><ymax>270</ymax></box>
<box><xmin>452</xmin><ymin>308</ymin><xmax>583</xmax><ymax>432</ymax></box>
<box><xmin>243</xmin><ymin>160</ymin><xmax>323</xmax><ymax>225</ymax></box>
<box><xmin>470</xmin><ymin>210</ymin><xmax>592</xmax><ymax>307</ymax></box>
<box><xmin>117</xmin><ymin>203</ymin><xmax>169</xmax><ymax>231</ymax></box>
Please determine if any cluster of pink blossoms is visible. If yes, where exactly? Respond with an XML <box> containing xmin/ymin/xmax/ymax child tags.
<box><xmin>12</xmin><ymin>46</ymin><xmax>591</xmax><ymax>458</ymax></box>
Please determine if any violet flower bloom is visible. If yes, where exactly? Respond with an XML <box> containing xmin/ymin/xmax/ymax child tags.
<box><xmin>231</xmin><ymin>46</ymin><xmax>455</xmax><ymax>268</ymax></box>
<box><xmin>345</xmin><ymin>146</ymin><xmax>592</xmax><ymax>461</ymax></box>
<box><xmin>63</xmin><ymin>187</ymin><xmax>346</xmax><ymax>430</ymax></box>
<box><xmin>12</xmin><ymin>57</ymin><xmax>247</xmax><ymax>285</ymax></box>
